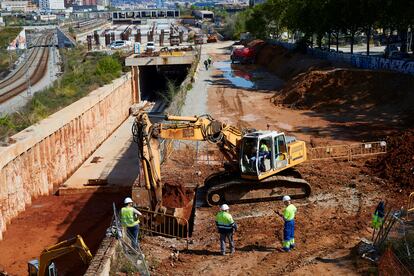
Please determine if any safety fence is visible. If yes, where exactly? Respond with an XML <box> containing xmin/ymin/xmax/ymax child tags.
<box><xmin>378</xmin><ymin>247</ymin><xmax>413</xmax><ymax>276</ymax></box>
<box><xmin>136</xmin><ymin>207</ymin><xmax>190</xmax><ymax>245</ymax></box>
<box><xmin>110</xmin><ymin>203</ymin><xmax>150</xmax><ymax>276</ymax></box>
<box><xmin>161</xmin><ymin>140</ymin><xmax>226</xmax><ymax>166</ymax></box>
<box><xmin>269</xmin><ymin>40</ymin><xmax>414</xmax><ymax>75</ymax></box>
<box><xmin>373</xmin><ymin>205</ymin><xmax>414</xmax><ymax>275</ymax></box>
<box><xmin>162</xmin><ymin>140</ymin><xmax>387</xmax><ymax>165</ymax></box>
<box><xmin>308</xmin><ymin>141</ymin><xmax>387</xmax><ymax>161</ymax></box>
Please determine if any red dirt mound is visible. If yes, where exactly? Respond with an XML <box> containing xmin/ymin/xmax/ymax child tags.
<box><xmin>162</xmin><ymin>182</ymin><xmax>194</xmax><ymax>208</ymax></box>
<box><xmin>368</xmin><ymin>130</ymin><xmax>414</xmax><ymax>188</ymax></box>
<box><xmin>271</xmin><ymin>68</ymin><xmax>414</xmax><ymax>115</ymax></box>
<box><xmin>255</xmin><ymin>44</ymin><xmax>332</xmax><ymax>79</ymax></box>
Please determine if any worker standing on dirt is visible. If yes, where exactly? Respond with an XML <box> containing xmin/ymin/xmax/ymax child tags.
<box><xmin>275</xmin><ymin>196</ymin><xmax>297</xmax><ymax>252</ymax></box>
<box><xmin>372</xmin><ymin>201</ymin><xmax>385</xmax><ymax>230</ymax></box>
<box><xmin>207</xmin><ymin>56</ymin><xmax>212</xmax><ymax>67</ymax></box>
<box><xmin>215</xmin><ymin>204</ymin><xmax>237</xmax><ymax>255</ymax></box>
<box><xmin>204</xmin><ymin>59</ymin><xmax>209</xmax><ymax>70</ymax></box>
<box><xmin>121</xmin><ymin>197</ymin><xmax>142</xmax><ymax>250</ymax></box>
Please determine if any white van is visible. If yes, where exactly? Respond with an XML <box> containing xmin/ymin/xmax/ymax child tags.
<box><xmin>146</xmin><ymin>41</ymin><xmax>156</xmax><ymax>51</ymax></box>
<box><xmin>109</xmin><ymin>40</ymin><xmax>131</xmax><ymax>49</ymax></box>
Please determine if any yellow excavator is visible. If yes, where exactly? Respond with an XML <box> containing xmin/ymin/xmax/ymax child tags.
<box><xmin>132</xmin><ymin>112</ymin><xmax>311</xmax><ymax>216</ymax></box>
<box><xmin>28</xmin><ymin>235</ymin><xmax>92</xmax><ymax>276</ymax></box>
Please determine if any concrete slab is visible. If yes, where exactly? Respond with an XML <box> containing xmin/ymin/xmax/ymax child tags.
<box><xmin>125</xmin><ymin>51</ymin><xmax>195</xmax><ymax>66</ymax></box>
<box><xmin>59</xmin><ymin>116</ymin><xmax>139</xmax><ymax>194</ymax></box>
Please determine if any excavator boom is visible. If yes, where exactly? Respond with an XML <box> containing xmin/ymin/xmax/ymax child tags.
<box><xmin>29</xmin><ymin>235</ymin><xmax>92</xmax><ymax>276</ymax></box>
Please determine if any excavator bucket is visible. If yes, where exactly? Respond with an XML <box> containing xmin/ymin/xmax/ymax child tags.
<box><xmin>132</xmin><ymin>185</ymin><xmax>196</xmax><ymax>239</ymax></box>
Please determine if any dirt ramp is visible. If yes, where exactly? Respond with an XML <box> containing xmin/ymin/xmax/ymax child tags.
<box><xmin>368</xmin><ymin>130</ymin><xmax>414</xmax><ymax>188</ymax></box>
<box><xmin>255</xmin><ymin>44</ymin><xmax>331</xmax><ymax>79</ymax></box>
<box><xmin>272</xmin><ymin>68</ymin><xmax>414</xmax><ymax>113</ymax></box>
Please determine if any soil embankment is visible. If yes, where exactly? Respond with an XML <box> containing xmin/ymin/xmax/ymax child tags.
<box><xmin>255</xmin><ymin>43</ymin><xmax>332</xmax><ymax>80</ymax></box>
<box><xmin>255</xmin><ymin>42</ymin><xmax>414</xmax><ymax>187</ymax></box>
<box><xmin>368</xmin><ymin>130</ymin><xmax>414</xmax><ymax>188</ymax></box>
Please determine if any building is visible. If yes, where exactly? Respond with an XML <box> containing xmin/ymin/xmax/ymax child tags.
<box><xmin>39</xmin><ymin>0</ymin><xmax>64</xmax><ymax>10</ymax></box>
<box><xmin>112</xmin><ymin>9</ymin><xmax>180</xmax><ymax>24</ymax></box>
<box><xmin>192</xmin><ymin>10</ymin><xmax>214</xmax><ymax>21</ymax></box>
<box><xmin>96</xmin><ymin>0</ymin><xmax>108</xmax><ymax>7</ymax></box>
<box><xmin>82</xmin><ymin>0</ymin><xmax>96</xmax><ymax>5</ymax></box>
<box><xmin>1</xmin><ymin>0</ymin><xmax>30</xmax><ymax>12</ymax></box>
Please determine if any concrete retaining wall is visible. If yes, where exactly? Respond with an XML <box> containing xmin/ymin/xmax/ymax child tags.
<box><xmin>0</xmin><ymin>73</ymin><xmax>133</xmax><ymax>240</ymax></box>
<box><xmin>84</xmin><ymin>236</ymin><xmax>118</xmax><ymax>276</ymax></box>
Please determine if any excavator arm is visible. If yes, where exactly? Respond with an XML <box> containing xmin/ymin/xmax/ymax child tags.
<box><xmin>31</xmin><ymin>235</ymin><xmax>92</xmax><ymax>276</ymax></box>
<box><xmin>133</xmin><ymin>111</ymin><xmax>311</xmax><ymax>210</ymax></box>
<box><xmin>132</xmin><ymin>113</ymin><xmax>244</xmax><ymax>213</ymax></box>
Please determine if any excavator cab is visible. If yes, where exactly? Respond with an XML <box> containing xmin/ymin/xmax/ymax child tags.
<box><xmin>28</xmin><ymin>260</ymin><xmax>56</xmax><ymax>276</ymax></box>
<box><xmin>240</xmin><ymin>131</ymin><xmax>289</xmax><ymax>177</ymax></box>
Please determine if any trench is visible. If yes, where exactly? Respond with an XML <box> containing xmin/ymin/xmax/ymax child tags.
<box><xmin>0</xmin><ymin>63</ymin><xmax>195</xmax><ymax>275</ymax></box>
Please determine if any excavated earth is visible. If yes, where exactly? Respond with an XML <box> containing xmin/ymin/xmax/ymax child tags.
<box><xmin>0</xmin><ymin>193</ymin><xmax>127</xmax><ymax>275</ymax></box>
<box><xmin>139</xmin><ymin>43</ymin><xmax>413</xmax><ymax>275</ymax></box>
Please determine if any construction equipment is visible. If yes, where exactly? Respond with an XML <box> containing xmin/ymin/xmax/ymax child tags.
<box><xmin>28</xmin><ymin>235</ymin><xmax>92</xmax><ymax>276</ymax></box>
<box><xmin>207</xmin><ymin>34</ymin><xmax>217</xmax><ymax>43</ymax></box>
<box><xmin>132</xmin><ymin>113</ymin><xmax>310</xmax><ymax>215</ymax></box>
<box><xmin>231</xmin><ymin>40</ymin><xmax>265</xmax><ymax>64</ymax></box>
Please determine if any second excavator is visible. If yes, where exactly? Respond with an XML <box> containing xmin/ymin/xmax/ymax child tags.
<box><xmin>132</xmin><ymin>112</ymin><xmax>311</xmax><ymax>217</ymax></box>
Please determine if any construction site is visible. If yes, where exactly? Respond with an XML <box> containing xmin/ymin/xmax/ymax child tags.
<box><xmin>0</xmin><ymin>36</ymin><xmax>413</xmax><ymax>276</ymax></box>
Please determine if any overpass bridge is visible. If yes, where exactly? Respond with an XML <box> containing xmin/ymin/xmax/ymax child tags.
<box><xmin>112</xmin><ymin>8</ymin><xmax>180</xmax><ymax>24</ymax></box>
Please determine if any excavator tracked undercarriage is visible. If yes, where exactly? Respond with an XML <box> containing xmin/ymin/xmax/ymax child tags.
<box><xmin>204</xmin><ymin>170</ymin><xmax>311</xmax><ymax>206</ymax></box>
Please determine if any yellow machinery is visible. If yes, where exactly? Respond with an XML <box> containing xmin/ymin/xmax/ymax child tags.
<box><xmin>28</xmin><ymin>235</ymin><xmax>92</xmax><ymax>276</ymax></box>
<box><xmin>132</xmin><ymin>113</ymin><xmax>311</xmax><ymax>214</ymax></box>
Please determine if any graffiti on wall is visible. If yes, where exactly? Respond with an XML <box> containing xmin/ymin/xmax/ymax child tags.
<box><xmin>271</xmin><ymin>40</ymin><xmax>414</xmax><ymax>75</ymax></box>
<box><xmin>351</xmin><ymin>55</ymin><xmax>414</xmax><ymax>74</ymax></box>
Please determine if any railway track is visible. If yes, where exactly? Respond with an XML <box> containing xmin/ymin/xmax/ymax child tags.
<box><xmin>0</xmin><ymin>34</ymin><xmax>52</xmax><ymax>104</ymax></box>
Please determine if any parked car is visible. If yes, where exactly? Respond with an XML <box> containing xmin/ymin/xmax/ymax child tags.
<box><xmin>146</xmin><ymin>41</ymin><xmax>156</xmax><ymax>51</ymax></box>
<box><xmin>109</xmin><ymin>40</ymin><xmax>131</xmax><ymax>49</ymax></box>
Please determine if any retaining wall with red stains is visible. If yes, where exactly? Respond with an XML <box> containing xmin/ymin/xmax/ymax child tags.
<box><xmin>0</xmin><ymin>73</ymin><xmax>133</xmax><ymax>239</ymax></box>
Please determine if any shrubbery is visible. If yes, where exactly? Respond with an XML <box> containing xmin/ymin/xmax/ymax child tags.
<box><xmin>0</xmin><ymin>47</ymin><xmax>124</xmax><ymax>141</ymax></box>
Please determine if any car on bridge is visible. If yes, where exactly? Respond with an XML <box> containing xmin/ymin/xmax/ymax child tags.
<box><xmin>110</xmin><ymin>40</ymin><xmax>131</xmax><ymax>49</ymax></box>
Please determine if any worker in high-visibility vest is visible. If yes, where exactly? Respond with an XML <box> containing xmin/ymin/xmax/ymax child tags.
<box><xmin>275</xmin><ymin>195</ymin><xmax>297</xmax><ymax>252</ymax></box>
<box><xmin>372</xmin><ymin>201</ymin><xmax>385</xmax><ymax>230</ymax></box>
<box><xmin>120</xmin><ymin>197</ymin><xmax>142</xmax><ymax>249</ymax></box>
<box><xmin>215</xmin><ymin>204</ymin><xmax>238</xmax><ymax>255</ymax></box>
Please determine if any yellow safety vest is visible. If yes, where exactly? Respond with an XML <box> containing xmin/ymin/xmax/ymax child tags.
<box><xmin>121</xmin><ymin>206</ymin><xmax>139</xmax><ymax>227</ymax></box>
<box><xmin>283</xmin><ymin>204</ymin><xmax>297</xmax><ymax>221</ymax></box>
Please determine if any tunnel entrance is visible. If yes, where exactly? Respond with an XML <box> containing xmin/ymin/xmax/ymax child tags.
<box><xmin>139</xmin><ymin>65</ymin><xmax>190</xmax><ymax>101</ymax></box>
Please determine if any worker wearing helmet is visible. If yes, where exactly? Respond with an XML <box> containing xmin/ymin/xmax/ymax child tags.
<box><xmin>275</xmin><ymin>195</ymin><xmax>297</xmax><ymax>252</ymax></box>
<box><xmin>215</xmin><ymin>204</ymin><xmax>238</xmax><ymax>255</ymax></box>
<box><xmin>120</xmin><ymin>197</ymin><xmax>142</xmax><ymax>249</ymax></box>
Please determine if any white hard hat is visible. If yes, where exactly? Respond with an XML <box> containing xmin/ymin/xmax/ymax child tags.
<box><xmin>220</xmin><ymin>204</ymin><xmax>230</xmax><ymax>211</ymax></box>
<box><xmin>282</xmin><ymin>195</ymin><xmax>291</xmax><ymax>202</ymax></box>
<box><xmin>124</xmin><ymin>197</ymin><xmax>133</xmax><ymax>204</ymax></box>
